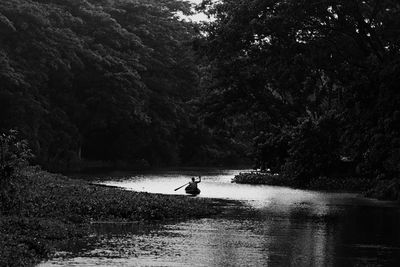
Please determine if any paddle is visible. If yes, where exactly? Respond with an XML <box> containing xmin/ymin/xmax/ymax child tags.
<box><xmin>174</xmin><ymin>182</ymin><xmax>189</xmax><ymax>191</ymax></box>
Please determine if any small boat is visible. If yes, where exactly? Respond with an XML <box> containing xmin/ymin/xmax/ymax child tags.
<box><xmin>185</xmin><ymin>186</ymin><xmax>200</xmax><ymax>195</ymax></box>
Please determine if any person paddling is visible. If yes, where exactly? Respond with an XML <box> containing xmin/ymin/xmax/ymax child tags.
<box><xmin>188</xmin><ymin>176</ymin><xmax>201</xmax><ymax>189</ymax></box>
<box><xmin>185</xmin><ymin>176</ymin><xmax>201</xmax><ymax>195</ymax></box>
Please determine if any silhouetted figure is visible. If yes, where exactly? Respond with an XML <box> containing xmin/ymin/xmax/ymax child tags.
<box><xmin>189</xmin><ymin>176</ymin><xmax>201</xmax><ymax>188</ymax></box>
<box><xmin>185</xmin><ymin>176</ymin><xmax>201</xmax><ymax>195</ymax></box>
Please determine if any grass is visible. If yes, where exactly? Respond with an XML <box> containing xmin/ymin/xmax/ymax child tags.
<box><xmin>0</xmin><ymin>167</ymin><xmax>228</xmax><ymax>267</ymax></box>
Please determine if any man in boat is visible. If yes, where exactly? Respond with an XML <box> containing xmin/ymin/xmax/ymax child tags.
<box><xmin>185</xmin><ymin>176</ymin><xmax>201</xmax><ymax>194</ymax></box>
<box><xmin>188</xmin><ymin>176</ymin><xmax>201</xmax><ymax>189</ymax></box>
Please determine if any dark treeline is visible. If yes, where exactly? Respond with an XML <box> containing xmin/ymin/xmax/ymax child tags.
<box><xmin>0</xmin><ymin>0</ymin><xmax>246</xmax><ymax>171</ymax></box>
<box><xmin>198</xmin><ymin>0</ymin><xmax>400</xmax><ymax>198</ymax></box>
<box><xmin>1</xmin><ymin>0</ymin><xmax>399</xmax><ymax>199</ymax></box>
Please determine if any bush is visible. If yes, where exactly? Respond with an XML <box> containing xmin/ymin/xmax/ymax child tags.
<box><xmin>0</xmin><ymin>130</ymin><xmax>33</xmax><ymax>213</ymax></box>
<box><xmin>253</xmin><ymin>128</ymin><xmax>290</xmax><ymax>173</ymax></box>
<box><xmin>232</xmin><ymin>172</ymin><xmax>285</xmax><ymax>186</ymax></box>
<box><xmin>366</xmin><ymin>178</ymin><xmax>400</xmax><ymax>201</ymax></box>
<box><xmin>281</xmin><ymin>113</ymin><xmax>341</xmax><ymax>183</ymax></box>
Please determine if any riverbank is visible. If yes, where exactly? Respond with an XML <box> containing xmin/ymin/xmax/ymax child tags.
<box><xmin>0</xmin><ymin>167</ymin><xmax>228</xmax><ymax>267</ymax></box>
<box><xmin>232</xmin><ymin>172</ymin><xmax>400</xmax><ymax>201</ymax></box>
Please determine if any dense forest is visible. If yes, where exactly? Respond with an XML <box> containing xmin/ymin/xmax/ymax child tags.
<box><xmin>2</xmin><ymin>1</ymin><xmax>400</xmax><ymax>265</ymax></box>
<box><xmin>195</xmin><ymin>0</ymin><xmax>400</xmax><ymax>197</ymax></box>
<box><xmin>0</xmin><ymin>0</ymin><xmax>246</xmax><ymax>171</ymax></box>
<box><xmin>1</xmin><ymin>0</ymin><xmax>399</xmax><ymax>198</ymax></box>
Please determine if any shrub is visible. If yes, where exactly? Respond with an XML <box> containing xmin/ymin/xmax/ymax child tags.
<box><xmin>0</xmin><ymin>130</ymin><xmax>33</xmax><ymax>213</ymax></box>
<box><xmin>253</xmin><ymin>128</ymin><xmax>290</xmax><ymax>173</ymax></box>
<box><xmin>281</xmin><ymin>112</ymin><xmax>341</xmax><ymax>183</ymax></box>
<box><xmin>232</xmin><ymin>172</ymin><xmax>285</xmax><ymax>186</ymax></box>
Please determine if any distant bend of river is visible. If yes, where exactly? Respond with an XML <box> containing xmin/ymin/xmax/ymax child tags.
<box><xmin>38</xmin><ymin>168</ymin><xmax>400</xmax><ymax>267</ymax></box>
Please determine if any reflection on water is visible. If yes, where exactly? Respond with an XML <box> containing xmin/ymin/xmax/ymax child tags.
<box><xmin>38</xmin><ymin>169</ymin><xmax>400</xmax><ymax>267</ymax></box>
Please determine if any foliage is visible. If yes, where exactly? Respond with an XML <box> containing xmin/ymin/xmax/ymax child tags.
<box><xmin>366</xmin><ymin>178</ymin><xmax>400</xmax><ymax>201</ymax></box>
<box><xmin>253</xmin><ymin>127</ymin><xmax>290</xmax><ymax>172</ymax></box>
<box><xmin>0</xmin><ymin>216</ymin><xmax>82</xmax><ymax>267</ymax></box>
<box><xmin>0</xmin><ymin>168</ymin><xmax>227</xmax><ymax>266</ymax></box>
<box><xmin>232</xmin><ymin>172</ymin><xmax>283</xmax><ymax>185</ymax></box>
<box><xmin>18</xmin><ymin>169</ymin><xmax>221</xmax><ymax>221</ymax></box>
<box><xmin>198</xmin><ymin>0</ymin><xmax>400</xmax><ymax>193</ymax></box>
<box><xmin>281</xmin><ymin>112</ymin><xmax>342</xmax><ymax>183</ymax></box>
<box><xmin>0</xmin><ymin>130</ymin><xmax>32</xmax><ymax>213</ymax></box>
<box><xmin>232</xmin><ymin>171</ymin><xmax>374</xmax><ymax>192</ymax></box>
<box><xmin>0</xmin><ymin>0</ymin><xmax>242</xmax><ymax>170</ymax></box>
<box><xmin>0</xmin><ymin>130</ymin><xmax>32</xmax><ymax>176</ymax></box>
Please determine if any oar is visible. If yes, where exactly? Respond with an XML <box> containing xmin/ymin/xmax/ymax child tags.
<box><xmin>174</xmin><ymin>182</ymin><xmax>189</xmax><ymax>191</ymax></box>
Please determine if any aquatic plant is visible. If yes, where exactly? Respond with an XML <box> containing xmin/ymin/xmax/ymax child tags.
<box><xmin>0</xmin><ymin>168</ymin><xmax>226</xmax><ymax>266</ymax></box>
<box><xmin>232</xmin><ymin>172</ymin><xmax>284</xmax><ymax>186</ymax></box>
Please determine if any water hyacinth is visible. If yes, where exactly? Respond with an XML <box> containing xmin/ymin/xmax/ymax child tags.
<box><xmin>231</xmin><ymin>172</ymin><xmax>283</xmax><ymax>185</ymax></box>
<box><xmin>1</xmin><ymin>167</ymin><xmax>228</xmax><ymax>266</ymax></box>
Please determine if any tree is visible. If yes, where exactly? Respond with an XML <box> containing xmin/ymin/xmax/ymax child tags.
<box><xmin>1</xmin><ymin>0</ymin><xmax>219</xmax><ymax>169</ymax></box>
<box><xmin>199</xmin><ymin>0</ymin><xmax>400</xmax><ymax>180</ymax></box>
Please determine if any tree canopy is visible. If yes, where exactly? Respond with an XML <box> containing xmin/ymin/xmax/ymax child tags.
<box><xmin>198</xmin><ymin>0</ymin><xmax>400</xmax><ymax>182</ymax></box>
<box><xmin>0</xmin><ymin>0</ymin><xmax>246</xmax><ymax>170</ymax></box>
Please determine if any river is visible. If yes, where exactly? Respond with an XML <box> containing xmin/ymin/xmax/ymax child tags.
<box><xmin>38</xmin><ymin>168</ymin><xmax>400</xmax><ymax>266</ymax></box>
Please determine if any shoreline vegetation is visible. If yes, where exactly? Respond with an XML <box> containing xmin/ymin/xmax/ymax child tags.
<box><xmin>232</xmin><ymin>172</ymin><xmax>400</xmax><ymax>201</ymax></box>
<box><xmin>2</xmin><ymin>169</ymin><xmax>397</xmax><ymax>267</ymax></box>
<box><xmin>0</xmin><ymin>168</ymin><xmax>231</xmax><ymax>267</ymax></box>
<box><xmin>1</xmin><ymin>0</ymin><xmax>400</xmax><ymax>265</ymax></box>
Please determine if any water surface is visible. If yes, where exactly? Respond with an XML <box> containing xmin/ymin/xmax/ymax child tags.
<box><xmin>38</xmin><ymin>169</ymin><xmax>400</xmax><ymax>266</ymax></box>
